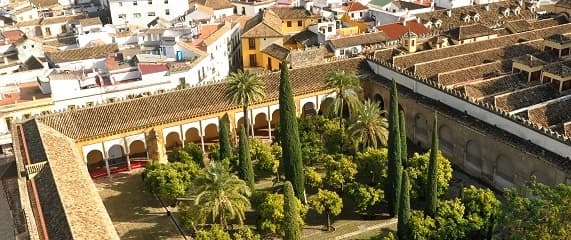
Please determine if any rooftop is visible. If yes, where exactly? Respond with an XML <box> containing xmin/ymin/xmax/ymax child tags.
<box><xmin>37</xmin><ymin>58</ymin><xmax>366</xmax><ymax>140</ymax></box>
<box><xmin>0</xmin><ymin>81</ymin><xmax>50</xmax><ymax>106</ymax></box>
<box><xmin>193</xmin><ymin>0</ymin><xmax>234</xmax><ymax>9</ymax></box>
<box><xmin>242</xmin><ymin>9</ymin><xmax>283</xmax><ymax>38</ymax></box>
<box><xmin>329</xmin><ymin>31</ymin><xmax>389</xmax><ymax>49</ymax></box>
<box><xmin>377</xmin><ymin>21</ymin><xmax>430</xmax><ymax>40</ymax></box>
<box><xmin>271</xmin><ymin>7</ymin><xmax>317</xmax><ymax>19</ymax></box>
<box><xmin>261</xmin><ymin>43</ymin><xmax>290</xmax><ymax>60</ymax></box>
<box><xmin>45</xmin><ymin>44</ymin><xmax>119</xmax><ymax>64</ymax></box>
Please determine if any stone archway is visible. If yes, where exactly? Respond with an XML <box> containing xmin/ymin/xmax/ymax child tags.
<box><xmin>495</xmin><ymin>154</ymin><xmax>515</xmax><ymax>188</ymax></box>
<box><xmin>302</xmin><ymin>102</ymin><xmax>317</xmax><ymax>117</ymax></box>
<box><xmin>439</xmin><ymin>124</ymin><xmax>454</xmax><ymax>158</ymax></box>
<box><xmin>185</xmin><ymin>128</ymin><xmax>201</xmax><ymax>144</ymax></box>
<box><xmin>129</xmin><ymin>140</ymin><xmax>147</xmax><ymax>159</ymax></box>
<box><xmin>464</xmin><ymin>140</ymin><xmax>482</xmax><ymax>176</ymax></box>
<box><xmin>165</xmin><ymin>132</ymin><xmax>182</xmax><ymax>151</ymax></box>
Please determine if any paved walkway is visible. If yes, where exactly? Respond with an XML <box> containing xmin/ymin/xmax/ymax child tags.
<box><xmin>334</xmin><ymin>218</ymin><xmax>397</xmax><ymax>240</ymax></box>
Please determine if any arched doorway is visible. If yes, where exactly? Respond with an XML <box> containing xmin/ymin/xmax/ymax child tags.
<box><xmin>86</xmin><ymin>150</ymin><xmax>104</xmax><ymax>171</ymax></box>
<box><xmin>254</xmin><ymin>113</ymin><xmax>269</xmax><ymax>137</ymax></box>
<box><xmin>165</xmin><ymin>132</ymin><xmax>182</xmax><ymax>151</ymax></box>
<box><xmin>302</xmin><ymin>102</ymin><xmax>317</xmax><ymax>117</ymax></box>
<box><xmin>439</xmin><ymin>125</ymin><xmax>454</xmax><ymax>158</ymax></box>
<box><xmin>108</xmin><ymin>145</ymin><xmax>126</xmax><ymax>167</ymax></box>
<box><xmin>270</xmin><ymin>110</ymin><xmax>280</xmax><ymax>127</ymax></box>
<box><xmin>185</xmin><ymin>128</ymin><xmax>201</xmax><ymax>145</ymax></box>
<box><xmin>464</xmin><ymin>140</ymin><xmax>482</xmax><ymax>177</ymax></box>
<box><xmin>374</xmin><ymin>94</ymin><xmax>385</xmax><ymax>111</ymax></box>
<box><xmin>129</xmin><ymin>140</ymin><xmax>147</xmax><ymax>159</ymax></box>
<box><xmin>204</xmin><ymin>124</ymin><xmax>218</xmax><ymax>141</ymax></box>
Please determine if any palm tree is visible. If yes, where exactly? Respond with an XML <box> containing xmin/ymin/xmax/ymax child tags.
<box><xmin>324</xmin><ymin>70</ymin><xmax>362</xmax><ymax>126</ymax></box>
<box><xmin>187</xmin><ymin>161</ymin><xmax>251</xmax><ymax>226</ymax></box>
<box><xmin>224</xmin><ymin>69</ymin><xmax>265</xmax><ymax>136</ymax></box>
<box><xmin>347</xmin><ymin>99</ymin><xmax>389</xmax><ymax>151</ymax></box>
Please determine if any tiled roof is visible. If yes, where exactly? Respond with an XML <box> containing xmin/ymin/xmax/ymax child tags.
<box><xmin>37</xmin><ymin>58</ymin><xmax>367</xmax><ymax>140</ymax></box>
<box><xmin>545</xmin><ymin>33</ymin><xmax>571</xmax><ymax>44</ymax></box>
<box><xmin>343</xmin><ymin>1</ymin><xmax>368</xmax><ymax>12</ymax></box>
<box><xmin>78</xmin><ymin>17</ymin><xmax>102</xmax><ymax>27</ymax></box>
<box><xmin>285</xmin><ymin>29</ymin><xmax>319</xmax><ymax>46</ymax></box>
<box><xmin>203</xmin><ymin>22</ymin><xmax>233</xmax><ymax>46</ymax></box>
<box><xmin>271</xmin><ymin>7</ymin><xmax>316</xmax><ymax>19</ymax></box>
<box><xmin>329</xmin><ymin>32</ymin><xmax>389</xmax><ymax>49</ymax></box>
<box><xmin>377</xmin><ymin>21</ymin><xmax>430</xmax><ymax>40</ymax></box>
<box><xmin>19</xmin><ymin>120</ymin><xmax>119</xmax><ymax>239</ymax></box>
<box><xmin>15</xmin><ymin>19</ymin><xmax>42</xmax><ymax>27</ymax></box>
<box><xmin>261</xmin><ymin>43</ymin><xmax>290</xmax><ymax>60</ymax></box>
<box><xmin>41</xmin><ymin>15</ymin><xmax>83</xmax><ymax>25</ymax></box>
<box><xmin>392</xmin><ymin>1</ymin><xmax>427</xmax><ymax>10</ymax></box>
<box><xmin>495</xmin><ymin>84</ymin><xmax>559</xmax><ymax>112</ymax></box>
<box><xmin>46</xmin><ymin>44</ymin><xmax>118</xmax><ymax>64</ymax></box>
<box><xmin>416</xmin><ymin>0</ymin><xmax>535</xmax><ymax>30</ymax></box>
<box><xmin>527</xmin><ymin>97</ymin><xmax>571</xmax><ymax>127</ymax></box>
<box><xmin>242</xmin><ymin>9</ymin><xmax>283</xmax><ymax>38</ymax></box>
<box><xmin>505</xmin><ymin>19</ymin><xmax>533</xmax><ymax>33</ymax></box>
<box><xmin>139</xmin><ymin>63</ymin><xmax>169</xmax><ymax>75</ymax></box>
<box><xmin>29</xmin><ymin>0</ymin><xmax>59</xmax><ymax>7</ymax></box>
<box><xmin>1</xmin><ymin>30</ymin><xmax>25</xmax><ymax>43</ymax></box>
<box><xmin>194</xmin><ymin>0</ymin><xmax>234</xmax><ymax>9</ymax></box>
<box><xmin>450</xmin><ymin>24</ymin><xmax>493</xmax><ymax>40</ymax></box>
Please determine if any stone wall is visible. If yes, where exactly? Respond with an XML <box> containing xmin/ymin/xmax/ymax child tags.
<box><xmin>290</xmin><ymin>46</ymin><xmax>325</xmax><ymax>68</ymax></box>
<box><xmin>362</xmin><ymin>73</ymin><xmax>571</xmax><ymax>190</ymax></box>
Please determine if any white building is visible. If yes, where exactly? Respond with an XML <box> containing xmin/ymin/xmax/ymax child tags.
<box><xmin>232</xmin><ymin>0</ymin><xmax>276</xmax><ymax>16</ymax></box>
<box><xmin>368</xmin><ymin>0</ymin><xmax>434</xmax><ymax>25</ymax></box>
<box><xmin>109</xmin><ymin>0</ymin><xmax>189</xmax><ymax>29</ymax></box>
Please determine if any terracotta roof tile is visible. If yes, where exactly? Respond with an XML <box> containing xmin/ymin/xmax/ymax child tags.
<box><xmin>343</xmin><ymin>1</ymin><xmax>368</xmax><ymax>12</ymax></box>
<box><xmin>329</xmin><ymin>31</ymin><xmax>389</xmax><ymax>49</ymax></box>
<box><xmin>271</xmin><ymin>7</ymin><xmax>317</xmax><ymax>19</ymax></box>
<box><xmin>450</xmin><ymin>24</ymin><xmax>493</xmax><ymax>40</ymax></box>
<box><xmin>505</xmin><ymin>19</ymin><xmax>533</xmax><ymax>33</ymax></box>
<box><xmin>242</xmin><ymin>9</ymin><xmax>283</xmax><ymax>38</ymax></box>
<box><xmin>139</xmin><ymin>63</ymin><xmax>169</xmax><ymax>75</ymax></box>
<box><xmin>37</xmin><ymin>58</ymin><xmax>367</xmax><ymax>140</ymax></box>
<box><xmin>377</xmin><ymin>21</ymin><xmax>430</xmax><ymax>40</ymax></box>
<box><xmin>261</xmin><ymin>43</ymin><xmax>290</xmax><ymax>60</ymax></box>
<box><xmin>46</xmin><ymin>44</ymin><xmax>118</xmax><ymax>64</ymax></box>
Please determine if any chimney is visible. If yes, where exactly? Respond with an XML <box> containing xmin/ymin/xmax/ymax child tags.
<box><xmin>403</xmin><ymin>18</ymin><xmax>407</xmax><ymax>26</ymax></box>
<box><xmin>484</xmin><ymin>4</ymin><xmax>490</xmax><ymax>11</ymax></box>
<box><xmin>446</xmin><ymin>9</ymin><xmax>452</xmax><ymax>17</ymax></box>
<box><xmin>417</xmin><ymin>17</ymin><xmax>421</xmax><ymax>23</ymax></box>
<box><xmin>518</xmin><ymin>0</ymin><xmax>523</xmax><ymax>6</ymax></box>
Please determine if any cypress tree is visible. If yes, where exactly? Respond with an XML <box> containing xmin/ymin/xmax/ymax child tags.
<box><xmin>238</xmin><ymin>126</ymin><xmax>255</xmax><ymax>191</ymax></box>
<box><xmin>426</xmin><ymin>113</ymin><xmax>439</xmax><ymax>216</ymax></box>
<box><xmin>399</xmin><ymin>110</ymin><xmax>408</xmax><ymax>168</ymax></box>
<box><xmin>284</xmin><ymin>181</ymin><xmax>301</xmax><ymax>240</ymax></box>
<box><xmin>279</xmin><ymin>62</ymin><xmax>305</xmax><ymax>202</ymax></box>
<box><xmin>386</xmin><ymin>79</ymin><xmax>402</xmax><ymax>216</ymax></box>
<box><xmin>218</xmin><ymin>113</ymin><xmax>232</xmax><ymax>161</ymax></box>
<box><xmin>397</xmin><ymin>170</ymin><xmax>411</xmax><ymax>240</ymax></box>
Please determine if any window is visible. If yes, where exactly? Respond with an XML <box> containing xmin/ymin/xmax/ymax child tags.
<box><xmin>134</xmin><ymin>13</ymin><xmax>141</xmax><ymax>18</ymax></box>
<box><xmin>248</xmin><ymin>38</ymin><xmax>255</xmax><ymax>50</ymax></box>
<box><xmin>179</xmin><ymin>77</ymin><xmax>186</xmax><ymax>85</ymax></box>
<box><xmin>23</xmin><ymin>114</ymin><xmax>31</xmax><ymax>119</ymax></box>
<box><xmin>148</xmin><ymin>12</ymin><xmax>155</xmax><ymax>16</ymax></box>
<box><xmin>165</xmin><ymin>9</ymin><xmax>170</xmax><ymax>15</ymax></box>
<box><xmin>148</xmin><ymin>0</ymin><xmax>152</xmax><ymax>4</ymax></box>
<box><xmin>249</xmin><ymin>54</ymin><xmax>257</xmax><ymax>66</ymax></box>
<box><xmin>360</xmin><ymin>12</ymin><xmax>363</xmax><ymax>17</ymax></box>
<box><xmin>327</xmin><ymin>26</ymin><xmax>332</xmax><ymax>32</ymax></box>
<box><xmin>287</xmin><ymin>21</ymin><xmax>292</xmax><ymax>27</ymax></box>
<box><xmin>118</xmin><ymin>2</ymin><xmax>123</xmax><ymax>6</ymax></box>
<box><xmin>340</xmin><ymin>49</ymin><xmax>345</xmax><ymax>55</ymax></box>
<box><xmin>118</xmin><ymin>14</ymin><xmax>126</xmax><ymax>19</ymax></box>
<box><xmin>297</xmin><ymin>20</ymin><xmax>302</xmax><ymax>27</ymax></box>
<box><xmin>164</xmin><ymin>0</ymin><xmax>168</xmax><ymax>3</ymax></box>
<box><xmin>23</xmin><ymin>46</ymin><xmax>26</xmax><ymax>49</ymax></box>
<box><xmin>44</xmin><ymin>27</ymin><xmax>51</xmax><ymax>36</ymax></box>
<box><xmin>133</xmin><ymin>0</ymin><xmax>137</xmax><ymax>5</ymax></box>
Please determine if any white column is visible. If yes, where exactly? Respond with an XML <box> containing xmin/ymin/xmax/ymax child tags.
<box><xmin>123</xmin><ymin>138</ymin><xmax>131</xmax><ymax>171</ymax></box>
<box><xmin>102</xmin><ymin>143</ymin><xmax>111</xmax><ymax>177</ymax></box>
<box><xmin>180</xmin><ymin>125</ymin><xmax>185</xmax><ymax>147</ymax></box>
<box><xmin>250</xmin><ymin>109</ymin><xmax>255</xmax><ymax>137</ymax></box>
<box><xmin>199</xmin><ymin>120</ymin><xmax>205</xmax><ymax>152</ymax></box>
<box><xmin>267</xmin><ymin>112</ymin><xmax>271</xmax><ymax>139</ymax></box>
